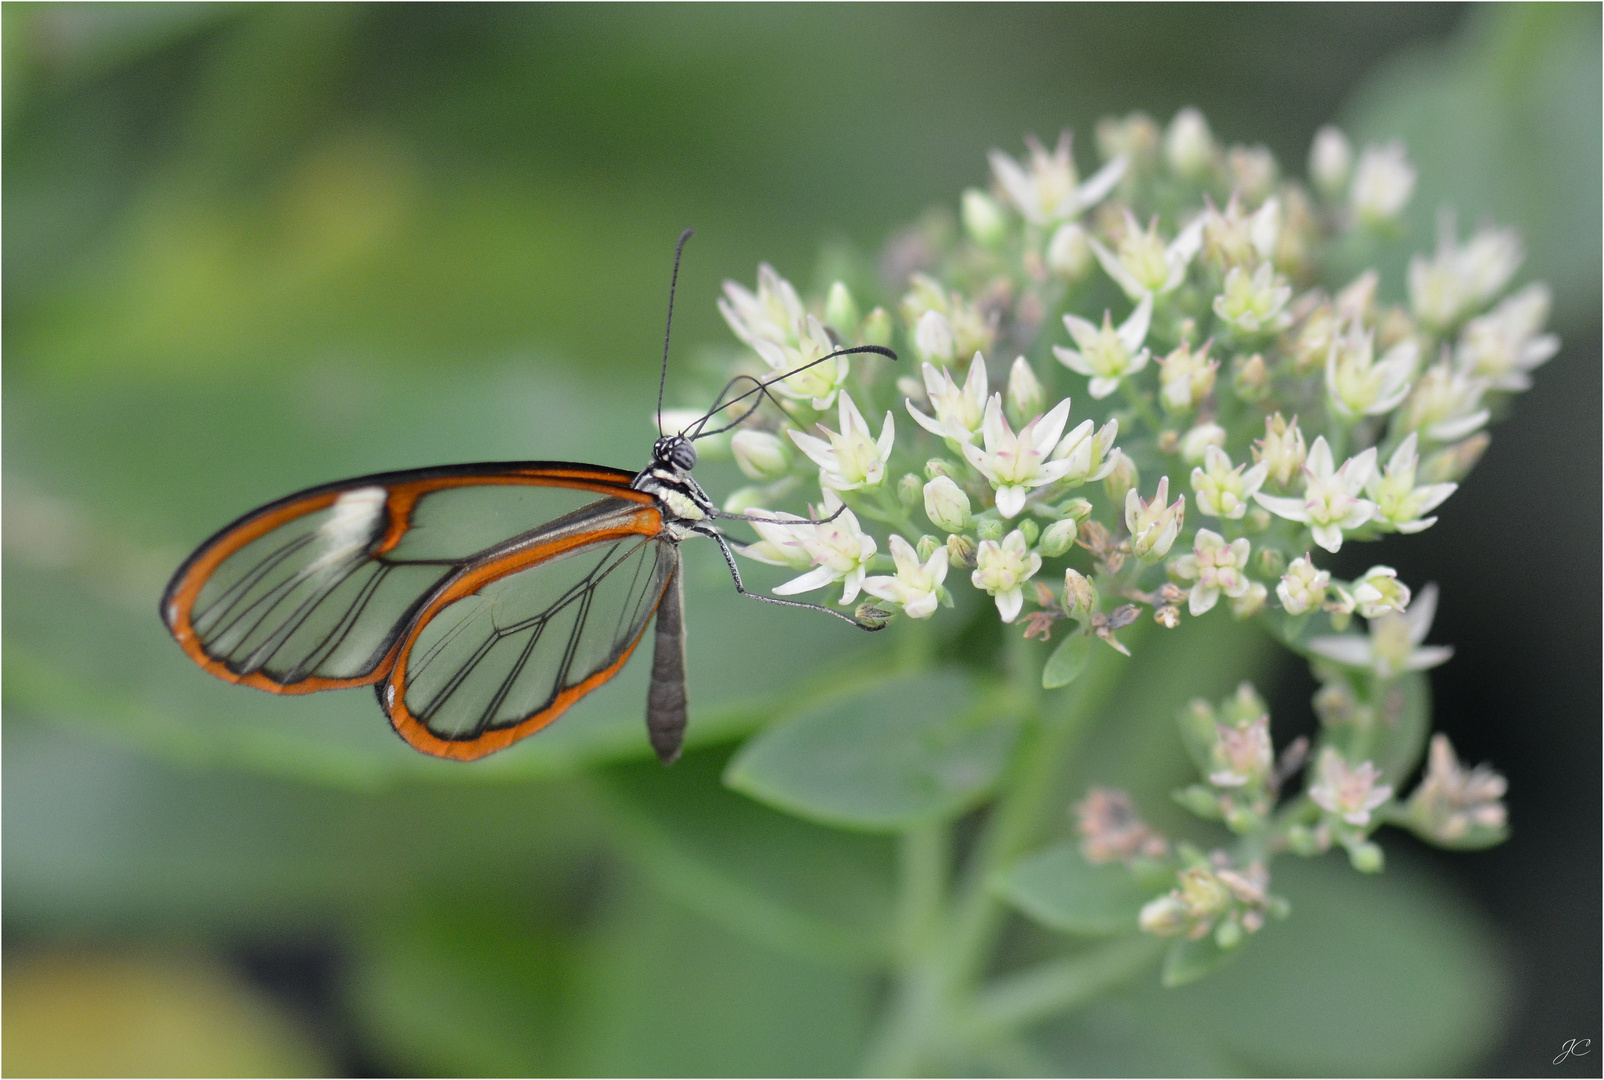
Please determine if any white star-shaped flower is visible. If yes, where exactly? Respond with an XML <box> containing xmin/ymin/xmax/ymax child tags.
<box><xmin>1366</xmin><ymin>434</ymin><xmax>1457</xmax><ymax>534</ymax></box>
<box><xmin>971</xmin><ymin>529</ymin><xmax>1042</xmax><ymax>623</ymax></box>
<box><xmin>1089</xmin><ymin>210</ymin><xmax>1205</xmax><ymax>300</ymax></box>
<box><xmin>1253</xmin><ymin>436</ymin><xmax>1377</xmax><ymax>553</ymax></box>
<box><xmin>961</xmin><ymin>395</ymin><xmax>1078</xmax><ymax>518</ymax></box>
<box><xmin>988</xmin><ymin>131</ymin><xmax>1126</xmax><ymax>226</ymax></box>
<box><xmin>789</xmin><ymin>391</ymin><xmax>896</xmax><ymax>493</ymax></box>
<box><xmin>862</xmin><ymin>534</ymin><xmax>949</xmax><ymax>619</ymax></box>
<box><xmin>1190</xmin><ymin>445</ymin><xmax>1269</xmax><ymax>520</ymax></box>
<box><xmin>1169</xmin><ymin>529</ymin><xmax>1253</xmax><ymax>616</ymax></box>
<box><xmin>906</xmin><ymin>353</ymin><xmax>989</xmax><ymax>444</ymax></box>
<box><xmin>1325</xmin><ymin>322</ymin><xmax>1417</xmax><ymax>419</ymax></box>
<box><xmin>768</xmin><ymin>492</ymin><xmax>878</xmax><ymax>606</ymax></box>
<box><xmin>1307</xmin><ymin>582</ymin><xmax>1453</xmax><ymax>679</ymax></box>
<box><xmin>1308</xmin><ymin>748</ymin><xmax>1393</xmax><ymax>828</ymax></box>
<box><xmin>1054</xmin><ymin>293</ymin><xmax>1154</xmax><ymax>400</ymax></box>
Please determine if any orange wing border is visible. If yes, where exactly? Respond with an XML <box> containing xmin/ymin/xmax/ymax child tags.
<box><xmin>379</xmin><ymin>505</ymin><xmax>670</xmax><ymax>761</ymax></box>
<box><xmin>161</xmin><ymin>461</ymin><xmax>650</xmax><ymax>694</ymax></box>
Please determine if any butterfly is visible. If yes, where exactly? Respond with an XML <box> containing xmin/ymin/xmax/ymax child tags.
<box><xmin>160</xmin><ymin>230</ymin><xmax>895</xmax><ymax>765</ymax></box>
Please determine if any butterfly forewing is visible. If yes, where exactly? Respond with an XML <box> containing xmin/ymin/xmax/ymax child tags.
<box><xmin>385</xmin><ymin>500</ymin><xmax>676</xmax><ymax>759</ymax></box>
<box><xmin>162</xmin><ymin>463</ymin><xmax>649</xmax><ymax>693</ymax></box>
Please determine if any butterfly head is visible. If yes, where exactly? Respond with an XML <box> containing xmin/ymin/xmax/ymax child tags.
<box><xmin>653</xmin><ymin>434</ymin><xmax>698</xmax><ymax>473</ymax></box>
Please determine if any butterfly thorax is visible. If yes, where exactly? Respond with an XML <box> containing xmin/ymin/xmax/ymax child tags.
<box><xmin>634</xmin><ymin>436</ymin><xmax>716</xmax><ymax>536</ymax></box>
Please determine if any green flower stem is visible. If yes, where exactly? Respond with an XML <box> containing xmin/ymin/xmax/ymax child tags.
<box><xmin>1119</xmin><ymin>378</ymin><xmax>1165</xmax><ymax>434</ymax></box>
<box><xmin>860</xmin><ymin>633</ymin><xmax>1136</xmax><ymax>1076</ymax></box>
<box><xmin>894</xmin><ymin>823</ymin><xmax>950</xmax><ymax>967</ymax></box>
<box><xmin>961</xmin><ymin>935</ymin><xmax>1166</xmax><ymax>1047</ymax></box>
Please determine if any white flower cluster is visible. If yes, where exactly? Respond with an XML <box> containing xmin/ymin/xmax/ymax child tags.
<box><xmin>684</xmin><ymin>106</ymin><xmax>1551</xmax><ymax>676</ymax></box>
<box><xmin>687</xmin><ymin>105</ymin><xmax>1527</xmax><ymax>950</ymax></box>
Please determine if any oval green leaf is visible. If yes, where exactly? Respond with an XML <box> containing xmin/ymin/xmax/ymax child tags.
<box><xmin>724</xmin><ymin>671</ymin><xmax>1013</xmax><ymax>832</ymax></box>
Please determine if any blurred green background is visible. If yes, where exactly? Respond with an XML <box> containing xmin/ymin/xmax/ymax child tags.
<box><xmin>4</xmin><ymin>4</ymin><xmax>1598</xmax><ymax>1075</ymax></box>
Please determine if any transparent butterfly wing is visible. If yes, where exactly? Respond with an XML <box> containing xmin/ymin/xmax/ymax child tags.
<box><xmin>162</xmin><ymin>462</ymin><xmax>651</xmax><ymax>692</ymax></box>
<box><xmin>383</xmin><ymin>512</ymin><xmax>677</xmax><ymax>760</ymax></box>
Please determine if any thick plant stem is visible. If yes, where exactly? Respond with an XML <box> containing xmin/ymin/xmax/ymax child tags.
<box><xmin>860</xmin><ymin>634</ymin><xmax>1136</xmax><ymax>1076</ymax></box>
<box><xmin>962</xmin><ymin>935</ymin><xmax>1165</xmax><ymax>1046</ymax></box>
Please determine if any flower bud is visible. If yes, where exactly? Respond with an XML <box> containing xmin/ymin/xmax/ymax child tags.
<box><xmin>1284</xmin><ymin>825</ymin><xmax>1325</xmax><ymax>856</ymax></box>
<box><xmin>1103</xmin><ymin>449</ymin><xmax>1139</xmax><ymax>506</ymax></box>
<box><xmin>1308</xmin><ymin>125</ymin><xmax>1352</xmax><ymax>201</ymax></box>
<box><xmin>1126</xmin><ymin>476</ymin><xmax>1185</xmax><ymax>563</ymax></box>
<box><xmin>722</xmin><ymin>485</ymin><xmax>769</xmax><ymax>516</ymax></box>
<box><xmin>945</xmin><ymin>533</ymin><xmax>977</xmax><ymax>569</ymax></box>
<box><xmin>1226</xmin><ymin>144</ymin><xmax>1277</xmax><ymax>206</ymax></box>
<box><xmin>1006</xmin><ymin>356</ymin><xmax>1045</xmax><ymax>427</ymax></box>
<box><xmin>1351</xmin><ymin>142</ymin><xmax>1416</xmax><ymax>225</ymax></box>
<box><xmin>924</xmin><ymin>458</ymin><xmax>960</xmax><ymax>482</ymax></box>
<box><xmin>1164</xmin><ymin>107</ymin><xmax>1217</xmax><ymax>181</ymax></box>
<box><xmin>1158</xmin><ymin>340</ymin><xmax>1218</xmax><ymax>415</ymax></box>
<box><xmin>1256</xmin><ymin>547</ymin><xmax>1287</xmax><ymax>578</ymax></box>
<box><xmin>916</xmin><ymin>534</ymin><xmax>942</xmax><ymax>561</ymax></box>
<box><xmin>1253</xmin><ymin>413</ymin><xmax>1306</xmax><ymax>488</ymax></box>
<box><xmin>1038</xmin><ymin>518</ymin><xmax>1078</xmax><ymax>558</ymax></box>
<box><xmin>961</xmin><ymin>188</ymin><xmax>1008</xmax><ymax>249</ymax></box>
<box><xmin>731</xmin><ymin>430</ymin><xmax>791</xmax><ymax>481</ymax></box>
<box><xmin>1231</xmin><ymin>581</ymin><xmax>1267</xmax><ymax>618</ymax></box>
<box><xmin>1058</xmin><ymin>497</ymin><xmax>1094</xmax><ymax>522</ymax></box>
<box><xmin>1179</xmin><ymin>423</ymin><xmax>1226</xmax><ymax>465</ymax></box>
<box><xmin>1419</xmin><ymin>433</ymin><xmax>1490</xmax><ymax>484</ymax></box>
<box><xmin>1347</xmin><ymin>841</ymin><xmax>1385</xmax><ymax>874</ymax></box>
<box><xmin>1175</xmin><ymin>784</ymin><xmax>1222</xmax><ymax>819</ymax></box>
<box><xmin>1231</xmin><ymin>353</ymin><xmax>1270</xmax><ymax>402</ymax></box>
<box><xmin>1018</xmin><ymin>518</ymin><xmax>1040</xmax><ymax>547</ymax></box>
<box><xmin>1352</xmin><ymin>565</ymin><xmax>1410</xmax><ymax>619</ymax></box>
<box><xmin>861</xmin><ymin>306</ymin><xmax>893</xmax><ymax>348</ymax></box>
<box><xmin>854</xmin><ymin>602</ymin><xmax>895</xmax><ymax>629</ymax></box>
<box><xmin>922</xmin><ymin>476</ymin><xmax>972</xmax><ymax>533</ymax></box>
<box><xmin>1046</xmin><ymin>222</ymin><xmax>1093</xmax><ymax>282</ymax></box>
<box><xmin>915</xmin><ymin>309</ymin><xmax>956</xmax><ymax>365</ymax></box>
<box><xmin>1062</xmin><ymin>568</ymin><xmax>1098</xmax><ymax>619</ymax></box>
<box><xmin>897</xmin><ymin>472</ymin><xmax>923</xmax><ymax>508</ymax></box>
<box><xmin>1245</xmin><ymin>507</ymin><xmax>1272</xmax><ymax>533</ymax></box>
<box><xmin>824</xmin><ymin>281</ymin><xmax>860</xmax><ymax>336</ymax></box>
<box><xmin>975</xmin><ymin>516</ymin><xmax>1004</xmax><ymax>543</ymax></box>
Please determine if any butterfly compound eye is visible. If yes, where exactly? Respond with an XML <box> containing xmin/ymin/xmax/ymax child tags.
<box><xmin>669</xmin><ymin>437</ymin><xmax>697</xmax><ymax>471</ymax></box>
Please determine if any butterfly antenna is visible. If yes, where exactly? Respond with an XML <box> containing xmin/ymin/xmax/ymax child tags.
<box><xmin>657</xmin><ymin>228</ymin><xmax>696</xmax><ymax>436</ymax></box>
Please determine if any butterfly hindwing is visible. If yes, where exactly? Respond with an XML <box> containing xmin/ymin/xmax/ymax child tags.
<box><xmin>161</xmin><ymin>462</ymin><xmax>651</xmax><ymax>694</ymax></box>
<box><xmin>382</xmin><ymin>501</ymin><xmax>677</xmax><ymax>760</ymax></box>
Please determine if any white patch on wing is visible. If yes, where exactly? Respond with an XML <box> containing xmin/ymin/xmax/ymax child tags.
<box><xmin>309</xmin><ymin>486</ymin><xmax>387</xmax><ymax>570</ymax></box>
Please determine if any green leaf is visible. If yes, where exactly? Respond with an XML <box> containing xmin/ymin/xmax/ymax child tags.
<box><xmin>596</xmin><ymin>748</ymin><xmax>895</xmax><ymax>967</ymax></box>
<box><xmin>1160</xmin><ymin>934</ymin><xmax>1242</xmax><ymax>988</ymax></box>
<box><xmin>995</xmin><ymin>841</ymin><xmax>1152</xmax><ymax>936</ymax></box>
<box><xmin>565</xmin><ymin>877</ymin><xmax>875</xmax><ymax>1077</ymax></box>
<box><xmin>1042</xmin><ymin>632</ymin><xmax>1092</xmax><ymax>689</ymax></box>
<box><xmin>1037</xmin><ymin>851</ymin><xmax>1512</xmax><ymax>1076</ymax></box>
<box><xmin>724</xmin><ymin>670</ymin><xmax>1015</xmax><ymax>832</ymax></box>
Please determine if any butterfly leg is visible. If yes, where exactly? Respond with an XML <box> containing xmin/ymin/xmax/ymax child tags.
<box><xmin>696</xmin><ymin>525</ymin><xmax>882</xmax><ymax>630</ymax></box>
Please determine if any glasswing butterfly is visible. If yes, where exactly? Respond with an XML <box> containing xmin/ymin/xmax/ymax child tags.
<box><xmin>161</xmin><ymin>230</ymin><xmax>894</xmax><ymax>764</ymax></box>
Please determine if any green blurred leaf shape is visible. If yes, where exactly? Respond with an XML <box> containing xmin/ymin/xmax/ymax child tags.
<box><xmin>1343</xmin><ymin>3</ymin><xmax>1601</xmax><ymax>329</ymax></box>
<box><xmin>345</xmin><ymin>904</ymin><xmax>574</xmax><ymax>1077</ymax></box>
<box><xmin>725</xmin><ymin>670</ymin><xmax>1019</xmax><ymax>832</ymax></box>
<box><xmin>1160</xmin><ymin>934</ymin><xmax>1241</xmax><ymax>989</ymax></box>
<box><xmin>2</xmin><ymin>725</ymin><xmax>606</xmax><ymax>931</ymax></box>
<box><xmin>349</xmin><ymin>876</ymin><xmax>874</xmax><ymax>1077</ymax></box>
<box><xmin>596</xmin><ymin>749</ymin><xmax>896</xmax><ymax>968</ymax></box>
<box><xmin>1042</xmin><ymin>632</ymin><xmax>1091</xmax><ymax>689</ymax></box>
<box><xmin>1034</xmin><ymin>852</ymin><xmax>1509</xmax><ymax>1076</ymax></box>
<box><xmin>995</xmin><ymin>841</ymin><xmax>1152</xmax><ymax>937</ymax></box>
